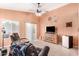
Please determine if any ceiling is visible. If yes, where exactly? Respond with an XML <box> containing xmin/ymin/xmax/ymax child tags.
<box><xmin>0</xmin><ymin>3</ymin><xmax>69</xmax><ymax>15</ymax></box>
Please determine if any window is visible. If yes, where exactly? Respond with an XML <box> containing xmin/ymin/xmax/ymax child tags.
<box><xmin>1</xmin><ymin>19</ymin><xmax>19</xmax><ymax>38</ymax></box>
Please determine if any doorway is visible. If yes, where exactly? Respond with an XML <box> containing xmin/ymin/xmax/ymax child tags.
<box><xmin>25</xmin><ymin>23</ymin><xmax>37</xmax><ymax>43</ymax></box>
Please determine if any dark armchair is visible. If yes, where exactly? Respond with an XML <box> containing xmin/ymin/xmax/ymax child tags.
<box><xmin>38</xmin><ymin>46</ymin><xmax>50</xmax><ymax>56</ymax></box>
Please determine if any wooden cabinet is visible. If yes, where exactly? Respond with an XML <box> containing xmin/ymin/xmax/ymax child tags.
<box><xmin>52</xmin><ymin>34</ymin><xmax>58</xmax><ymax>44</ymax></box>
<box><xmin>44</xmin><ymin>33</ymin><xmax>58</xmax><ymax>44</ymax></box>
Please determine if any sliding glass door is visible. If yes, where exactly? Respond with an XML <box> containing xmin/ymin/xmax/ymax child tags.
<box><xmin>25</xmin><ymin>23</ymin><xmax>37</xmax><ymax>43</ymax></box>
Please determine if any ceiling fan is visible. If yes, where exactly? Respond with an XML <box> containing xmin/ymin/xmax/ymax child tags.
<box><xmin>36</xmin><ymin>3</ymin><xmax>42</xmax><ymax>13</ymax></box>
<box><xmin>28</xmin><ymin>3</ymin><xmax>48</xmax><ymax>16</ymax></box>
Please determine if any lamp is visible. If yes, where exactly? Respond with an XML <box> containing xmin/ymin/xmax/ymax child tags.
<box><xmin>0</xmin><ymin>27</ymin><xmax>7</xmax><ymax>56</ymax></box>
<box><xmin>2</xmin><ymin>27</ymin><xmax>6</xmax><ymax>48</ymax></box>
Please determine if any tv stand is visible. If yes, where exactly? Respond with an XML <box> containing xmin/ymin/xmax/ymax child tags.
<box><xmin>44</xmin><ymin>33</ymin><xmax>58</xmax><ymax>44</ymax></box>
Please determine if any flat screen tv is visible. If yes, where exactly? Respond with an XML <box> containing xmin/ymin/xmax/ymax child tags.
<box><xmin>46</xmin><ymin>26</ymin><xmax>55</xmax><ymax>33</ymax></box>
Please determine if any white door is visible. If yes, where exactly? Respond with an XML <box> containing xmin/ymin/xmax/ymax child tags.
<box><xmin>25</xmin><ymin>23</ymin><xmax>37</xmax><ymax>43</ymax></box>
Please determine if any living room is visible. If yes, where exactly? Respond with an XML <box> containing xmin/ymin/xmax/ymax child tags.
<box><xmin>0</xmin><ymin>3</ymin><xmax>78</xmax><ymax>56</ymax></box>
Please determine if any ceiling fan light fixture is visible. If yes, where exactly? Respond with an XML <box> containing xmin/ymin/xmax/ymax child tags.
<box><xmin>34</xmin><ymin>3</ymin><xmax>42</xmax><ymax>16</ymax></box>
<box><xmin>37</xmin><ymin>8</ymin><xmax>41</xmax><ymax>13</ymax></box>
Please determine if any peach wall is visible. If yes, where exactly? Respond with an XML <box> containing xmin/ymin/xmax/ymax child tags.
<box><xmin>39</xmin><ymin>3</ymin><xmax>78</xmax><ymax>47</ymax></box>
<box><xmin>0</xmin><ymin>9</ymin><xmax>39</xmax><ymax>47</ymax></box>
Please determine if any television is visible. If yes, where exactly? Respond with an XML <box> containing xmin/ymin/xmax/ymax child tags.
<box><xmin>46</xmin><ymin>26</ymin><xmax>55</xmax><ymax>33</ymax></box>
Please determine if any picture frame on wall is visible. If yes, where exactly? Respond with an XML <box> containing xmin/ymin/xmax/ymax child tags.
<box><xmin>66</xmin><ymin>22</ymin><xmax>72</xmax><ymax>27</ymax></box>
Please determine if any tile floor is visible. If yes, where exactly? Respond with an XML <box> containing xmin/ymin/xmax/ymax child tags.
<box><xmin>0</xmin><ymin>40</ymin><xmax>78</xmax><ymax>56</ymax></box>
<box><xmin>33</xmin><ymin>40</ymin><xmax>78</xmax><ymax>56</ymax></box>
